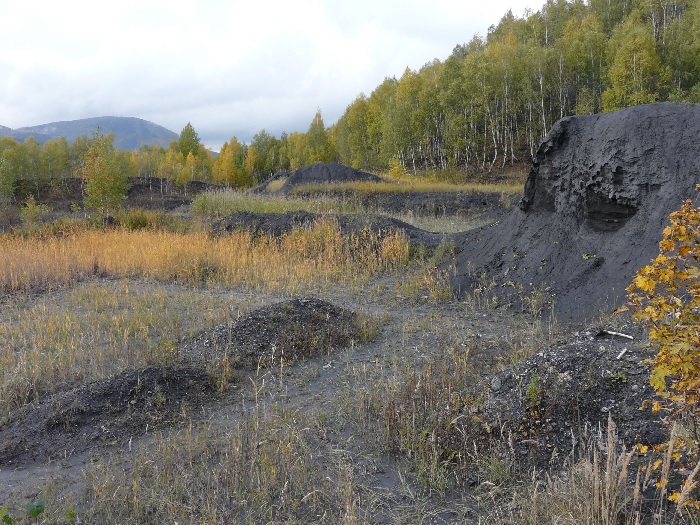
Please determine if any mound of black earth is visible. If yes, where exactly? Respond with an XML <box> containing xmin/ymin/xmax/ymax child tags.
<box><xmin>214</xmin><ymin>210</ymin><xmax>454</xmax><ymax>250</ymax></box>
<box><xmin>276</xmin><ymin>162</ymin><xmax>381</xmax><ymax>195</ymax></box>
<box><xmin>0</xmin><ymin>366</ymin><xmax>213</xmax><ymax>466</ymax></box>
<box><xmin>292</xmin><ymin>188</ymin><xmax>516</xmax><ymax>217</ymax></box>
<box><xmin>474</xmin><ymin>323</ymin><xmax>664</xmax><ymax>470</ymax></box>
<box><xmin>451</xmin><ymin>102</ymin><xmax>700</xmax><ymax>321</ymax></box>
<box><xmin>180</xmin><ymin>298</ymin><xmax>369</xmax><ymax>370</ymax></box>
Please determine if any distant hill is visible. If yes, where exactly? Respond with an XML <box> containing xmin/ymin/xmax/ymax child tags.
<box><xmin>0</xmin><ymin>116</ymin><xmax>179</xmax><ymax>150</ymax></box>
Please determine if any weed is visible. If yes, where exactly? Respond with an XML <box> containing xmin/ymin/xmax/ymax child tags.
<box><xmin>0</xmin><ymin>500</ymin><xmax>45</xmax><ymax>524</ymax></box>
<box><xmin>19</xmin><ymin>196</ymin><xmax>51</xmax><ymax>229</ymax></box>
<box><xmin>463</xmin><ymin>270</ymin><xmax>499</xmax><ymax>311</ymax></box>
<box><xmin>190</xmin><ymin>188</ymin><xmax>368</xmax><ymax>219</ymax></box>
<box><xmin>0</xmin><ymin>282</ymin><xmax>232</xmax><ymax>417</ymax></box>
<box><xmin>380</xmin><ymin>340</ymin><xmax>484</xmax><ymax>493</ymax></box>
<box><xmin>526</xmin><ymin>373</ymin><xmax>543</xmax><ymax>413</ymax></box>
<box><xmin>291</xmin><ymin>177</ymin><xmax>523</xmax><ymax>196</ymax></box>
<box><xmin>265</xmin><ymin>177</ymin><xmax>287</xmax><ymax>192</ymax></box>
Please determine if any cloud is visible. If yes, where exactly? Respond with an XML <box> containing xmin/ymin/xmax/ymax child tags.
<box><xmin>0</xmin><ymin>0</ymin><xmax>536</xmax><ymax>149</ymax></box>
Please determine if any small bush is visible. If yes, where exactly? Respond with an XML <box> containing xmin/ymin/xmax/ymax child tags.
<box><xmin>626</xmin><ymin>187</ymin><xmax>700</xmax><ymax>421</ymax></box>
<box><xmin>626</xmin><ymin>186</ymin><xmax>700</xmax><ymax>511</ymax></box>
<box><xmin>19</xmin><ymin>195</ymin><xmax>51</xmax><ymax>228</ymax></box>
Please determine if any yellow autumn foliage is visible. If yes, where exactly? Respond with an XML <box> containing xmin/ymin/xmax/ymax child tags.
<box><xmin>627</xmin><ymin>185</ymin><xmax>700</xmax><ymax>420</ymax></box>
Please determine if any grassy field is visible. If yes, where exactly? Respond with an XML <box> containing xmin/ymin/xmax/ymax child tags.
<box><xmin>0</xmin><ymin>177</ymin><xmax>692</xmax><ymax>525</ymax></box>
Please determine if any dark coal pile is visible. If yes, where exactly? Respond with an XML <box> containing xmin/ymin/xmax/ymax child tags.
<box><xmin>451</xmin><ymin>103</ymin><xmax>700</xmax><ymax>321</ymax></box>
<box><xmin>180</xmin><ymin>298</ymin><xmax>369</xmax><ymax>370</ymax></box>
<box><xmin>293</xmin><ymin>188</ymin><xmax>514</xmax><ymax>217</ymax></box>
<box><xmin>476</xmin><ymin>323</ymin><xmax>663</xmax><ymax>470</ymax></box>
<box><xmin>214</xmin><ymin>210</ymin><xmax>453</xmax><ymax>250</ymax></box>
<box><xmin>0</xmin><ymin>366</ymin><xmax>213</xmax><ymax>466</ymax></box>
<box><xmin>276</xmin><ymin>162</ymin><xmax>381</xmax><ymax>194</ymax></box>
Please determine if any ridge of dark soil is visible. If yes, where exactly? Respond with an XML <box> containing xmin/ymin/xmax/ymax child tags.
<box><xmin>12</xmin><ymin>177</ymin><xmax>221</xmax><ymax>214</ymax></box>
<box><xmin>479</xmin><ymin>321</ymin><xmax>663</xmax><ymax>470</ymax></box>
<box><xmin>180</xmin><ymin>297</ymin><xmax>368</xmax><ymax>370</ymax></box>
<box><xmin>213</xmin><ymin>210</ymin><xmax>457</xmax><ymax>249</ymax></box>
<box><xmin>0</xmin><ymin>298</ymin><xmax>368</xmax><ymax>469</ymax></box>
<box><xmin>275</xmin><ymin>162</ymin><xmax>382</xmax><ymax>195</ymax></box>
<box><xmin>0</xmin><ymin>366</ymin><xmax>214</xmax><ymax>467</ymax></box>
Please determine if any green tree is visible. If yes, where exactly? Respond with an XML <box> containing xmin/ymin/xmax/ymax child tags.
<box><xmin>557</xmin><ymin>14</ymin><xmax>606</xmax><ymax>115</ymax></box>
<box><xmin>70</xmin><ymin>135</ymin><xmax>91</xmax><ymax>177</ymax></box>
<box><xmin>602</xmin><ymin>12</ymin><xmax>666</xmax><ymax>111</ymax></box>
<box><xmin>133</xmin><ymin>144</ymin><xmax>165</xmax><ymax>180</ymax></box>
<box><xmin>307</xmin><ymin>110</ymin><xmax>335</xmax><ymax>164</ymax></box>
<box><xmin>195</xmin><ymin>144</ymin><xmax>213</xmax><ymax>181</ymax></box>
<box><xmin>665</xmin><ymin>0</ymin><xmax>700</xmax><ymax>98</ymax></box>
<box><xmin>250</xmin><ymin>129</ymin><xmax>280</xmax><ymax>180</ymax></box>
<box><xmin>42</xmin><ymin>137</ymin><xmax>72</xmax><ymax>184</ymax></box>
<box><xmin>366</xmin><ymin>77</ymin><xmax>398</xmax><ymax>168</ymax></box>
<box><xmin>333</xmin><ymin>95</ymin><xmax>371</xmax><ymax>169</ymax></box>
<box><xmin>0</xmin><ymin>137</ymin><xmax>19</xmax><ymax>199</ymax></box>
<box><xmin>82</xmin><ymin>131</ymin><xmax>130</xmax><ymax>218</ymax></box>
<box><xmin>178</xmin><ymin>123</ymin><xmax>201</xmax><ymax>158</ymax></box>
<box><xmin>286</xmin><ymin>131</ymin><xmax>308</xmax><ymax>170</ymax></box>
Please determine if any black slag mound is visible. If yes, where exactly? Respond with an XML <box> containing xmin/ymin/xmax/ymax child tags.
<box><xmin>214</xmin><ymin>210</ymin><xmax>453</xmax><ymax>250</ymax></box>
<box><xmin>451</xmin><ymin>102</ymin><xmax>700</xmax><ymax>321</ymax></box>
<box><xmin>180</xmin><ymin>298</ymin><xmax>370</xmax><ymax>370</ymax></box>
<box><xmin>479</xmin><ymin>327</ymin><xmax>664</xmax><ymax>470</ymax></box>
<box><xmin>0</xmin><ymin>366</ymin><xmax>213</xmax><ymax>466</ymax></box>
<box><xmin>277</xmin><ymin>162</ymin><xmax>381</xmax><ymax>194</ymax></box>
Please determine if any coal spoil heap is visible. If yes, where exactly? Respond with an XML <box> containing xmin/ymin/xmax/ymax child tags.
<box><xmin>451</xmin><ymin>102</ymin><xmax>700</xmax><ymax>321</ymax></box>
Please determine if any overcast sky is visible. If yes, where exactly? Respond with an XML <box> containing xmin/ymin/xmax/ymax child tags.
<box><xmin>1</xmin><ymin>0</ymin><xmax>536</xmax><ymax>150</ymax></box>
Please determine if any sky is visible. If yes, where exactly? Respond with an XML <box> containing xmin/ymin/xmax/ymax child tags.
<box><xmin>0</xmin><ymin>0</ymin><xmax>536</xmax><ymax>150</ymax></box>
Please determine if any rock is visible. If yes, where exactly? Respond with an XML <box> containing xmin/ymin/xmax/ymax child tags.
<box><xmin>451</xmin><ymin>103</ymin><xmax>700</xmax><ymax>321</ymax></box>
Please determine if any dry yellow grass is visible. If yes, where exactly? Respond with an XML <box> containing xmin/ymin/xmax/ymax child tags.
<box><xmin>0</xmin><ymin>219</ymin><xmax>410</xmax><ymax>296</ymax></box>
<box><xmin>0</xmin><ymin>219</ymin><xmax>411</xmax><ymax>417</ymax></box>
<box><xmin>0</xmin><ymin>282</ymin><xmax>231</xmax><ymax>416</ymax></box>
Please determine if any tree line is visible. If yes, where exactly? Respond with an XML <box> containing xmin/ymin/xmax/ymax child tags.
<box><xmin>1</xmin><ymin>0</ymin><xmax>698</xmax><ymax>197</ymax></box>
<box><xmin>0</xmin><ymin>112</ymin><xmax>337</xmax><ymax>202</ymax></box>
<box><xmin>331</xmin><ymin>0</ymin><xmax>700</xmax><ymax>174</ymax></box>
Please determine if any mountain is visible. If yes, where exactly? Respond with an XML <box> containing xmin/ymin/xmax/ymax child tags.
<box><xmin>0</xmin><ymin>116</ymin><xmax>179</xmax><ymax>150</ymax></box>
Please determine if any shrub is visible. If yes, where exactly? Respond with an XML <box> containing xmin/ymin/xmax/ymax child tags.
<box><xmin>626</xmin><ymin>187</ymin><xmax>700</xmax><ymax>421</ymax></box>
<box><xmin>625</xmin><ymin>186</ymin><xmax>700</xmax><ymax>511</ymax></box>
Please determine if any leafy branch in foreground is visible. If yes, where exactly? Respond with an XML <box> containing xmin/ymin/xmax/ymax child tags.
<box><xmin>625</xmin><ymin>185</ymin><xmax>700</xmax><ymax>512</ymax></box>
<box><xmin>626</xmin><ymin>187</ymin><xmax>700</xmax><ymax>421</ymax></box>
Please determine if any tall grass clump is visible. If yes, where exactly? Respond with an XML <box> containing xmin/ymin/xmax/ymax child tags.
<box><xmin>81</xmin><ymin>407</ymin><xmax>362</xmax><ymax>524</ymax></box>
<box><xmin>380</xmin><ymin>338</ymin><xmax>484</xmax><ymax>493</ymax></box>
<box><xmin>479</xmin><ymin>417</ymin><xmax>699</xmax><ymax>525</ymax></box>
<box><xmin>0</xmin><ymin>218</ymin><xmax>410</xmax><ymax>296</ymax></box>
<box><xmin>291</xmin><ymin>178</ymin><xmax>524</xmax><ymax>196</ymax></box>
